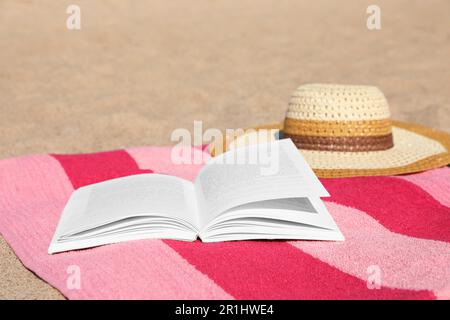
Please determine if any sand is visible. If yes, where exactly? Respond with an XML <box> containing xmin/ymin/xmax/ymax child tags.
<box><xmin>0</xmin><ymin>0</ymin><xmax>449</xmax><ymax>299</ymax></box>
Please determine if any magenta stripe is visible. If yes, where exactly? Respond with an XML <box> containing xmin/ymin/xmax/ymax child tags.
<box><xmin>165</xmin><ymin>240</ymin><xmax>433</xmax><ymax>299</ymax></box>
<box><xmin>127</xmin><ymin>146</ymin><xmax>434</xmax><ymax>299</ymax></box>
<box><xmin>51</xmin><ymin>149</ymin><xmax>232</xmax><ymax>299</ymax></box>
<box><xmin>126</xmin><ymin>146</ymin><xmax>209</xmax><ymax>181</ymax></box>
<box><xmin>321</xmin><ymin>176</ymin><xmax>450</xmax><ymax>242</ymax></box>
<box><xmin>291</xmin><ymin>202</ymin><xmax>450</xmax><ymax>292</ymax></box>
<box><xmin>52</xmin><ymin>149</ymin><xmax>152</xmax><ymax>189</ymax></box>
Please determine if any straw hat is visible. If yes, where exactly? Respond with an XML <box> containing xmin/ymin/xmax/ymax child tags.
<box><xmin>211</xmin><ymin>84</ymin><xmax>450</xmax><ymax>178</ymax></box>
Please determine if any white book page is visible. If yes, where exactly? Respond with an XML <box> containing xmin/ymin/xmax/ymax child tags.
<box><xmin>54</xmin><ymin>173</ymin><xmax>198</xmax><ymax>239</ymax></box>
<box><xmin>206</xmin><ymin>197</ymin><xmax>339</xmax><ymax>232</ymax></box>
<box><xmin>199</xmin><ymin>197</ymin><xmax>344</xmax><ymax>242</ymax></box>
<box><xmin>194</xmin><ymin>139</ymin><xmax>329</xmax><ymax>228</ymax></box>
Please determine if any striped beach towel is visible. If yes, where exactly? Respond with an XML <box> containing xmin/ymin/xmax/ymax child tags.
<box><xmin>0</xmin><ymin>146</ymin><xmax>449</xmax><ymax>299</ymax></box>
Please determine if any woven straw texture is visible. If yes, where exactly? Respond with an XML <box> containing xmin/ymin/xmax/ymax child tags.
<box><xmin>287</xmin><ymin>84</ymin><xmax>391</xmax><ymax>121</ymax></box>
<box><xmin>210</xmin><ymin>83</ymin><xmax>450</xmax><ymax>178</ymax></box>
<box><xmin>210</xmin><ymin>120</ymin><xmax>450</xmax><ymax>178</ymax></box>
<box><xmin>284</xmin><ymin>118</ymin><xmax>392</xmax><ymax>137</ymax></box>
<box><xmin>284</xmin><ymin>84</ymin><xmax>398</xmax><ymax>152</ymax></box>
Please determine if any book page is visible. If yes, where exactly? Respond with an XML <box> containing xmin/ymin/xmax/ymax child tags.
<box><xmin>56</xmin><ymin>173</ymin><xmax>198</xmax><ymax>237</ymax></box>
<box><xmin>194</xmin><ymin>139</ymin><xmax>329</xmax><ymax>228</ymax></box>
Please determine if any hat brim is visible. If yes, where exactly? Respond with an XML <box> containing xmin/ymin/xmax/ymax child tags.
<box><xmin>209</xmin><ymin>120</ymin><xmax>450</xmax><ymax>178</ymax></box>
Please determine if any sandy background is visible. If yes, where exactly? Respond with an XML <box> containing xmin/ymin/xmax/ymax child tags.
<box><xmin>0</xmin><ymin>0</ymin><xmax>449</xmax><ymax>299</ymax></box>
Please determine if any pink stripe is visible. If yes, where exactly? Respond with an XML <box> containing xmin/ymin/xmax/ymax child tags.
<box><xmin>0</xmin><ymin>151</ymin><xmax>231</xmax><ymax>299</ymax></box>
<box><xmin>0</xmin><ymin>155</ymin><xmax>73</xmax><ymax>257</ymax></box>
<box><xmin>397</xmin><ymin>167</ymin><xmax>450</xmax><ymax>207</ymax></box>
<box><xmin>291</xmin><ymin>202</ymin><xmax>450</xmax><ymax>293</ymax></box>
<box><xmin>48</xmin><ymin>240</ymin><xmax>233</xmax><ymax>299</ymax></box>
<box><xmin>321</xmin><ymin>176</ymin><xmax>450</xmax><ymax>242</ymax></box>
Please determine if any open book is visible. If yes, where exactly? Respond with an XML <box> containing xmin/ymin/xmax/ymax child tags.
<box><xmin>49</xmin><ymin>139</ymin><xmax>344</xmax><ymax>254</ymax></box>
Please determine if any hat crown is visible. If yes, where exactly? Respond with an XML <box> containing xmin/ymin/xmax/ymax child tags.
<box><xmin>284</xmin><ymin>84</ymin><xmax>394</xmax><ymax>152</ymax></box>
<box><xmin>287</xmin><ymin>83</ymin><xmax>391</xmax><ymax>121</ymax></box>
